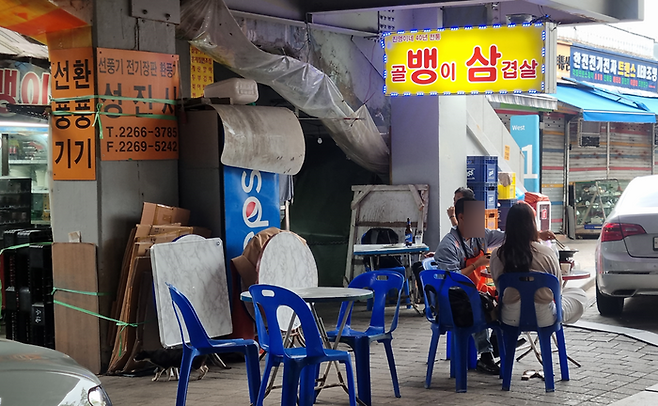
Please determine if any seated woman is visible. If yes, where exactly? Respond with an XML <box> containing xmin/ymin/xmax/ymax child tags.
<box><xmin>489</xmin><ymin>202</ymin><xmax>587</xmax><ymax>327</ymax></box>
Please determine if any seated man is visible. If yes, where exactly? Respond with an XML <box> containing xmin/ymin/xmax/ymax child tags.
<box><xmin>433</xmin><ymin>197</ymin><xmax>555</xmax><ymax>374</ymax></box>
<box><xmin>447</xmin><ymin>187</ymin><xmax>475</xmax><ymax>227</ymax></box>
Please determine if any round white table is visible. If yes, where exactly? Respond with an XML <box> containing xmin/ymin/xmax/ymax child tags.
<box><xmin>240</xmin><ymin>286</ymin><xmax>373</xmax><ymax>303</ymax></box>
<box><xmin>241</xmin><ymin>286</ymin><xmax>373</xmax><ymax>406</ymax></box>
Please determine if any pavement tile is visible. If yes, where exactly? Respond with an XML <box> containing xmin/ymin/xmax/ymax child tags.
<box><xmin>100</xmin><ymin>305</ymin><xmax>658</xmax><ymax>406</ymax></box>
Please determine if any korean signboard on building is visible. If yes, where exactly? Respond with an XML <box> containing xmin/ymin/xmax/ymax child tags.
<box><xmin>50</xmin><ymin>47</ymin><xmax>96</xmax><ymax>181</ymax></box>
<box><xmin>190</xmin><ymin>46</ymin><xmax>213</xmax><ymax>98</ymax></box>
<box><xmin>1</xmin><ymin>60</ymin><xmax>50</xmax><ymax>117</ymax></box>
<box><xmin>384</xmin><ymin>23</ymin><xmax>556</xmax><ymax>96</ymax></box>
<box><xmin>570</xmin><ymin>45</ymin><xmax>658</xmax><ymax>92</ymax></box>
<box><xmin>96</xmin><ymin>48</ymin><xmax>180</xmax><ymax>161</ymax></box>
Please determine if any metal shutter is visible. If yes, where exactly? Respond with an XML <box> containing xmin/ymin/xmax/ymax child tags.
<box><xmin>541</xmin><ymin>113</ymin><xmax>566</xmax><ymax>233</ymax></box>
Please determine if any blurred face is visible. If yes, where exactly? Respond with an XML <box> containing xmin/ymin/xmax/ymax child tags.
<box><xmin>458</xmin><ymin>200</ymin><xmax>485</xmax><ymax>238</ymax></box>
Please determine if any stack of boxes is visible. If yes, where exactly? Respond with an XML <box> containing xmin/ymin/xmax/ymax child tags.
<box><xmin>466</xmin><ymin>156</ymin><xmax>499</xmax><ymax>230</ymax></box>
<box><xmin>497</xmin><ymin>172</ymin><xmax>517</xmax><ymax>231</ymax></box>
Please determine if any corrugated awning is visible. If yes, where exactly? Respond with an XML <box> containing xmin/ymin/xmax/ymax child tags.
<box><xmin>486</xmin><ymin>93</ymin><xmax>557</xmax><ymax>111</ymax></box>
<box><xmin>209</xmin><ymin>104</ymin><xmax>305</xmax><ymax>175</ymax></box>
<box><xmin>554</xmin><ymin>84</ymin><xmax>656</xmax><ymax>123</ymax></box>
<box><xmin>624</xmin><ymin>94</ymin><xmax>658</xmax><ymax>117</ymax></box>
<box><xmin>0</xmin><ymin>26</ymin><xmax>48</xmax><ymax>59</ymax></box>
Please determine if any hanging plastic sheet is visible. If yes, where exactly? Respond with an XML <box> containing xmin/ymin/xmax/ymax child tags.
<box><xmin>178</xmin><ymin>0</ymin><xmax>390</xmax><ymax>176</ymax></box>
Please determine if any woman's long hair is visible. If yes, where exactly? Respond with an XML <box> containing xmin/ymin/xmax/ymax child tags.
<box><xmin>497</xmin><ymin>202</ymin><xmax>539</xmax><ymax>273</ymax></box>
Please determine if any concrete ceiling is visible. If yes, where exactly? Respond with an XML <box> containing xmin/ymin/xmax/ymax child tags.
<box><xmin>224</xmin><ymin>0</ymin><xmax>643</xmax><ymax>34</ymax></box>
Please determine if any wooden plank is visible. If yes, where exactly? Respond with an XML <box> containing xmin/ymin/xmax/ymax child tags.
<box><xmin>53</xmin><ymin>243</ymin><xmax>101</xmax><ymax>374</ymax></box>
<box><xmin>350</xmin><ymin>185</ymin><xmax>375</xmax><ymax>210</ymax></box>
<box><xmin>344</xmin><ymin>184</ymin><xmax>430</xmax><ymax>283</ymax></box>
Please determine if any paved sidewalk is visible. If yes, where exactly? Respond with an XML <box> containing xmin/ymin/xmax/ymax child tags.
<box><xmin>100</xmin><ymin>301</ymin><xmax>658</xmax><ymax>406</ymax></box>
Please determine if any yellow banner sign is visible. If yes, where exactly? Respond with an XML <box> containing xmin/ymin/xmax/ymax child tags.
<box><xmin>190</xmin><ymin>46</ymin><xmax>214</xmax><ymax>98</ymax></box>
<box><xmin>384</xmin><ymin>24</ymin><xmax>548</xmax><ymax>96</ymax></box>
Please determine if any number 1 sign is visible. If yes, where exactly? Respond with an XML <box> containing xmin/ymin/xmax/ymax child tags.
<box><xmin>511</xmin><ymin>115</ymin><xmax>540</xmax><ymax>193</ymax></box>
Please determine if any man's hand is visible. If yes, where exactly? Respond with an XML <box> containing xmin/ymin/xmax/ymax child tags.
<box><xmin>473</xmin><ymin>255</ymin><xmax>490</xmax><ymax>269</ymax></box>
<box><xmin>424</xmin><ymin>252</ymin><xmax>435</xmax><ymax>258</ymax></box>
<box><xmin>447</xmin><ymin>206</ymin><xmax>455</xmax><ymax>217</ymax></box>
<box><xmin>538</xmin><ymin>230</ymin><xmax>557</xmax><ymax>241</ymax></box>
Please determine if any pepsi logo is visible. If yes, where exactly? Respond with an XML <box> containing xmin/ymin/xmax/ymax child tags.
<box><xmin>245</xmin><ymin>200</ymin><xmax>257</xmax><ymax>220</ymax></box>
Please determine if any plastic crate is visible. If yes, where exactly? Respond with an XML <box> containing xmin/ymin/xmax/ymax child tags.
<box><xmin>485</xmin><ymin>208</ymin><xmax>498</xmax><ymax>230</ymax></box>
<box><xmin>498</xmin><ymin>199</ymin><xmax>517</xmax><ymax>231</ymax></box>
<box><xmin>498</xmin><ymin>173</ymin><xmax>516</xmax><ymax>199</ymax></box>
<box><xmin>467</xmin><ymin>182</ymin><xmax>498</xmax><ymax>209</ymax></box>
<box><xmin>467</xmin><ymin>156</ymin><xmax>498</xmax><ymax>183</ymax></box>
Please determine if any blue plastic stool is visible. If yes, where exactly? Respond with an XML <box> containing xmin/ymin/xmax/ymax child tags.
<box><xmin>167</xmin><ymin>284</ymin><xmax>261</xmax><ymax>406</ymax></box>
<box><xmin>326</xmin><ymin>270</ymin><xmax>404</xmax><ymax>405</ymax></box>
<box><xmin>249</xmin><ymin>284</ymin><xmax>358</xmax><ymax>406</ymax></box>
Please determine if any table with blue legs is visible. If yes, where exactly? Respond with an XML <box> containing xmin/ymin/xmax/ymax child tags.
<box><xmin>241</xmin><ymin>286</ymin><xmax>373</xmax><ymax>406</ymax></box>
<box><xmin>353</xmin><ymin>243</ymin><xmax>429</xmax><ymax>313</ymax></box>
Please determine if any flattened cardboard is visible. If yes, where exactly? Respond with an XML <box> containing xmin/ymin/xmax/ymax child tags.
<box><xmin>140</xmin><ymin>202</ymin><xmax>190</xmax><ymax>226</ymax></box>
<box><xmin>52</xmin><ymin>243</ymin><xmax>101</xmax><ymax>374</ymax></box>
<box><xmin>108</xmin><ymin>256</ymin><xmax>151</xmax><ymax>372</ymax></box>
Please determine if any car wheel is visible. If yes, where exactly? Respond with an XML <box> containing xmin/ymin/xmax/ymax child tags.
<box><xmin>596</xmin><ymin>283</ymin><xmax>624</xmax><ymax>316</ymax></box>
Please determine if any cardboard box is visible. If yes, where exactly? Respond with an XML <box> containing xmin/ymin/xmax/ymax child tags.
<box><xmin>134</xmin><ymin>224</ymin><xmax>211</xmax><ymax>239</ymax></box>
<box><xmin>140</xmin><ymin>202</ymin><xmax>190</xmax><ymax>226</ymax></box>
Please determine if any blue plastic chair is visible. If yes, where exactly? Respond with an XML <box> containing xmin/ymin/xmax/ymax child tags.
<box><xmin>326</xmin><ymin>270</ymin><xmax>404</xmax><ymax>405</ymax></box>
<box><xmin>167</xmin><ymin>284</ymin><xmax>261</xmax><ymax>406</ymax></box>
<box><xmin>360</xmin><ymin>230</ymin><xmax>410</xmax><ymax>309</ymax></box>
<box><xmin>249</xmin><ymin>284</ymin><xmax>357</xmax><ymax>406</ymax></box>
<box><xmin>497</xmin><ymin>272</ymin><xmax>569</xmax><ymax>392</ymax></box>
<box><xmin>419</xmin><ymin>269</ymin><xmax>503</xmax><ymax>393</ymax></box>
<box><xmin>421</xmin><ymin>259</ymin><xmax>477</xmax><ymax>369</ymax></box>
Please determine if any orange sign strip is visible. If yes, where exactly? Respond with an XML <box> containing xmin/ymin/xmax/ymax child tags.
<box><xmin>0</xmin><ymin>0</ymin><xmax>87</xmax><ymax>43</ymax></box>
<box><xmin>50</xmin><ymin>47</ymin><xmax>96</xmax><ymax>181</ymax></box>
<box><xmin>96</xmin><ymin>48</ymin><xmax>180</xmax><ymax>161</ymax></box>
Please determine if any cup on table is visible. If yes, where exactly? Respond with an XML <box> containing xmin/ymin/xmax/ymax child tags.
<box><xmin>414</xmin><ymin>232</ymin><xmax>423</xmax><ymax>245</ymax></box>
<box><xmin>560</xmin><ymin>262</ymin><xmax>571</xmax><ymax>275</ymax></box>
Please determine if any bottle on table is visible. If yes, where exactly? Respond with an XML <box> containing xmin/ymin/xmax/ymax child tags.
<box><xmin>404</xmin><ymin>218</ymin><xmax>413</xmax><ymax>246</ymax></box>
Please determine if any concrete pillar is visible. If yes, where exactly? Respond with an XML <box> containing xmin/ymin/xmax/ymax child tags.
<box><xmin>390</xmin><ymin>9</ymin><xmax>442</xmax><ymax>251</ymax></box>
<box><xmin>50</xmin><ymin>0</ymin><xmax>179</xmax><ymax>368</ymax></box>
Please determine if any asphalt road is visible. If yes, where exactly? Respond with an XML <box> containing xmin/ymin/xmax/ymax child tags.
<box><xmin>561</xmin><ymin>235</ymin><xmax>658</xmax><ymax>335</ymax></box>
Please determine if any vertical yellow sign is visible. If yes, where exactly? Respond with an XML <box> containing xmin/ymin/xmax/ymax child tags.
<box><xmin>50</xmin><ymin>47</ymin><xmax>96</xmax><ymax>180</ymax></box>
<box><xmin>504</xmin><ymin>145</ymin><xmax>511</xmax><ymax>161</ymax></box>
<box><xmin>190</xmin><ymin>46</ymin><xmax>214</xmax><ymax>98</ymax></box>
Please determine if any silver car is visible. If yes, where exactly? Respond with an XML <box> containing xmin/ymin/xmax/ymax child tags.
<box><xmin>595</xmin><ymin>174</ymin><xmax>658</xmax><ymax>315</ymax></box>
<box><xmin>0</xmin><ymin>338</ymin><xmax>112</xmax><ymax>406</ymax></box>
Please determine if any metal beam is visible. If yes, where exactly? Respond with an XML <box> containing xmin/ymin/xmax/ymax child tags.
<box><xmin>523</xmin><ymin>0</ymin><xmax>643</xmax><ymax>24</ymax></box>
<box><xmin>304</xmin><ymin>0</ymin><xmax>642</xmax><ymax>24</ymax></box>
<box><xmin>306</xmin><ymin>0</ymin><xmax>495</xmax><ymax>14</ymax></box>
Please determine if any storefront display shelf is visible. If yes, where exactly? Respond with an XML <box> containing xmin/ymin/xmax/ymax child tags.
<box><xmin>573</xmin><ymin>179</ymin><xmax>623</xmax><ymax>236</ymax></box>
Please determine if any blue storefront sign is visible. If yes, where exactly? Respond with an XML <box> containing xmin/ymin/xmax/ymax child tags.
<box><xmin>510</xmin><ymin>115</ymin><xmax>540</xmax><ymax>193</ymax></box>
<box><xmin>570</xmin><ymin>45</ymin><xmax>658</xmax><ymax>92</ymax></box>
<box><xmin>223</xmin><ymin>165</ymin><xmax>280</xmax><ymax>264</ymax></box>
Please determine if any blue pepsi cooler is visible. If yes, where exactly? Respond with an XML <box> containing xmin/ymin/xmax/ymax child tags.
<box><xmin>467</xmin><ymin>182</ymin><xmax>498</xmax><ymax>210</ymax></box>
<box><xmin>498</xmin><ymin>199</ymin><xmax>517</xmax><ymax>231</ymax></box>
